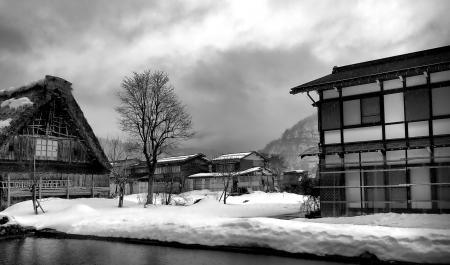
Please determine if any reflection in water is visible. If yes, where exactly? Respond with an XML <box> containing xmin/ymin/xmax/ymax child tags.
<box><xmin>0</xmin><ymin>237</ymin><xmax>354</xmax><ymax>265</ymax></box>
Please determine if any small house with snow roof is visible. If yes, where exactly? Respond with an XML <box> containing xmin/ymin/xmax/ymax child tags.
<box><xmin>186</xmin><ymin>151</ymin><xmax>276</xmax><ymax>193</ymax></box>
<box><xmin>0</xmin><ymin>76</ymin><xmax>110</xmax><ymax>209</ymax></box>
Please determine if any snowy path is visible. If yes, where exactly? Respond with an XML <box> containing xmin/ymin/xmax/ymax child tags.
<box><xmin>1</xmin><ymin>192</ymin><xmax>450</xmax><ymax>264</ymax></box>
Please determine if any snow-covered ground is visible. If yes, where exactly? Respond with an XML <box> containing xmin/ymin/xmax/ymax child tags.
<box><xmin>1</xmin><ymin>191</ymin><xmax>450</xmax><ymax>264</ymax></box>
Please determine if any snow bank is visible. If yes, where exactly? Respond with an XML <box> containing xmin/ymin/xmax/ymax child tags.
<box><xmin>1</xmin><ymin>97</ymin><xmax>33</xmax><ymax>109</ymax></box>
<box><xmin>1</xmin><ymin>193</ymin><xmax>449</xmax><ymax>263</ymax></box>
<box><xmin>296</xmin><ymin>212</ymin><xmax>450</xmax><ymax>229</ymax></box>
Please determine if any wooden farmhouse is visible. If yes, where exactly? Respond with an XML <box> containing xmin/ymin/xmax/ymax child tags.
<box><xmin>0</xmin><ymin>76</ymin><xmax>110</xmax><ymax>209</ymax></box>
<box><xmin>291</xmin><ymin>45</ymin><xmax>450</xmax><ymax>217</ymax></box>
<box><xmin>129</xmin><ymin>153</ymin><xmax>210</xmax><ymax>194</ymax></box>
<box><xmin>186</xmin><ymin>151</ymin><xmax>276</xmax><ymax>193</ymax></box>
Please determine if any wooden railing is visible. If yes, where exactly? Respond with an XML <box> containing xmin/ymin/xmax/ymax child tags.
<box><xmin>0</xmin><ymin>180</ymin><xmax>71</xmax><ymax>190</ymax></box>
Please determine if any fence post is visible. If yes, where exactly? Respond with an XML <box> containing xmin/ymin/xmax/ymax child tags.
<box><xmin>7</xmin><ymin>174</ymin><xmax>10</xmax><ymax>207</ymax></box>
<box><xmin>66</xmin><ymin>175</ymin><xmax>70</xmax><ymax>199</ymax></box>
<box><xmin>38</xmin><ymin>175</ymin><xmax>42</xmax><ymax>199</ymax></box>
<box><xmin>91</xmin><ymin>174</ymin><xmax>94</xmax><ymax>198</ymax></box>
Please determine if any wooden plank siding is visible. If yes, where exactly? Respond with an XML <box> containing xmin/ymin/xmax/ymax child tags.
<box><xmin>0</xmin><ymin>135</ymin><xmax>89</xmax><ymax>163</ymax></box>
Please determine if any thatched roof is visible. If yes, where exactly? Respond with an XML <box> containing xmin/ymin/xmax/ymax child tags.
<box><xmin>0</xmin><ymin>75</ymin><xmax>110</xmax><ymax>173</ymax></box>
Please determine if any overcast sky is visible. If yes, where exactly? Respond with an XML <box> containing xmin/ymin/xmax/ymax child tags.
<box><xmin>1</xmin><ymin>0</ymin><xmax>449</xmax><ymax>154</ymax></box>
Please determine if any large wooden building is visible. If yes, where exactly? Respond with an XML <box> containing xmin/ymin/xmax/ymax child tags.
<box><xmin>130</xmin><ymin>154</ymin><xmax>210</xmax><ymax>194</ymax></box>
<box><xmin>291</xmin><ymin>46</ymin><xmax>450</xmax><ymax>216</ymax></box>
<box><xmin>0</xmin><ymin>76</ymin><xmax>110</xmax><ymax>209</ymax></box>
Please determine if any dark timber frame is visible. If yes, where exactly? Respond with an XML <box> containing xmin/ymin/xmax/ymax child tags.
<box><xmin>292</xmin><ymin>45</ymin><xmax>450</xmax><ymax>216</ymax></box>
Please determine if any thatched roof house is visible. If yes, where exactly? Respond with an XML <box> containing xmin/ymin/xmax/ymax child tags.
<box><xmin>0</xmin><ymin>75</ymin><xmax>110</xmax><ymax>208</ymax></box>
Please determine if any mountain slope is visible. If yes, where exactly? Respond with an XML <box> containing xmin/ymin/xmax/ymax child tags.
<box><xmin>261</xmin><ymin>114</ymin><xmax>319</xmax><ymax>170</ymax></box>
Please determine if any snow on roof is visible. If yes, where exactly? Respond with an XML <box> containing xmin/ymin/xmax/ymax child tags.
<box><xmin>212</xmin><ymin>152</ymin><xmax>252</xmax><ymax>161</ymax></box>
<box><xmin>158</xmin><ymin>154</ymin><xmax>203</xmax><ymax>163</ymax></box>
<box><xmin>1</xmin><ymin>97</ymin><xmax>33</xmax><ymax>109</ymax></box>
<box><xmin>188</xmin><ymin>167</ymin><xmax>272</xmax><ymax>178</ymax></box>
<box><xmin>0</xmin><ymin>79</ymin><xmax>44</xmax><ymax>97</ymax></box>
<box><xmin>0</xmin><ymin>118</ymin><xmax>12</xmax><ymax>129</ymax></box>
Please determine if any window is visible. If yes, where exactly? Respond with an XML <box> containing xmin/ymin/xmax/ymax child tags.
<box><xmin>35</xmin><ymin>138</ymin><xmax>58</xmax><ymax>160</ymax></box>
<box><xmin>432</xmin><ymin>86</ymin><xmax>450</xmax><ymax>116</ymax></box>
<box><xmin>343</xmin><ymin>99</ymin><xmax>360</xmax><ymax>126</ymax></box>
<box><xmin>343</xmin><ymin>96</ymin><xmax>380</xmax><ymax>126</ymax></box>
<box><xmin>321</xmin><ymin>101</ymin><xmax>341</xmax><ymax>130</ymax></box>
<box><xmin>361</xmin><ymin>97</ymin><xmax>380</xmax><ymax>123</ymax></box>
<box><xmin>388</xmin><ymin>171</ymin><xmax>407</xmax><ymax>209</ymax></box>
<box><xmin>405</xmin><ymin>89</ymin><xmax>430</xmax><ymax>121</ymax></box>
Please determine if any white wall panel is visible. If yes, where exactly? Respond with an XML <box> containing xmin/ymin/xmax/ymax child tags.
<box><xmin>325</xmin><ymin>154</ymin><xmax>341</xmax><ymax>168</ymax></box>
<box><xmin>385</xmin><ymin>123</ymin><xmax>405</xmax><ymax>139</ymax></box>
<box><xmin>430</xmin><ymin>70</ymin><xmax>450</xmax><ymax>83</ymax></box>
<box><xmin>361</xmin><ymin>152</ymin><xmax>383</xmax><ymax>166</ymax></box>
<box><xmin>384</xmin><ymin>93</ymin><xmax>404</xmax><ymax>122</ymax></box>
<box><xmin>324</xmin><ymin>130</ymin><xmax>341</xmax><ymax>144</ymax></box>
<box><xmin>344</xmin><ymin>153</ymin><xmax>359</xmax><ymax>166</ymax></box>
<box><xmin>342</xmin><ymin>82</ymin><xmax>379</xmax><ymax>97</ymax></box>
<box><xmin>408</xmin><ymin>121</ymin><xmax>429</xmax><ymax>137</ymax></box>
<box><xmin>386</xmin><ymin>150</ymin><xmax>406</xmax><ymax>165</ymax></box>
<box><xmin>384</xmin><ymin>79</ymin><xmax>403</xmax><ymax>90</ymax></box>
<box><xmin>406</xmin><ymin>75</ymin><xmax>427</xmax><ymax>87</ymax></box>
<box><xmin>343</xmin><ymin>126</ymin><xmax>382</xmax><ymax>142</ymax></box>
<box><xmin>407</xmin><ymin>148</ymin><xmax>430</xmax><ymax>164</ymax></box>
<box><xmin>433</xmin><ymin>118</ymin><xmax>450</xmax><ymax>135</ymax></box>
<box><xmin>323</xmin><ymin>89</ymin><xmax>339</xmax><ymax>99</ymax></box>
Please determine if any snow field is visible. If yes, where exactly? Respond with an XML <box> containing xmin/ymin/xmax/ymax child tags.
<box><xmin>1</xmin><ymin>191</ymin><xmax>449</xmax><ymax>264</ymax></box>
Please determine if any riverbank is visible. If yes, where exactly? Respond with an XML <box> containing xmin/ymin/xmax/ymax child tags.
<box><xmin>1</xmin><ymin>191</ymin><xmax>450</xmax><ymax>264</ymax></box>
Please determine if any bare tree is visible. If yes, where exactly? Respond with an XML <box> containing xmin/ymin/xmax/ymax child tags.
<box><xmin>116</xmin><ymin>70</ymin><xmax>193</xmax><ymax>205</ymax></box>
<box><xmin>103</xmin><ymin>137</ymin><xmax>130</xmax><ymax>207</ymax></box>
<box><xmin>217</xmin><ymin>161</ymin><xmax>235</xmax><ymax>204</ymax></box>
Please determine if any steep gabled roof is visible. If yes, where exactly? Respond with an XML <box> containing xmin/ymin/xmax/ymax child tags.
<box><xmin>290</xmin><ymin>45</ymin><xmax>450</xmax><ymax>94</ymax></box>
<box><xmin>0</xmin><ymin>75</ymin><xmax>110</xmax><ymax>172</ymax></box>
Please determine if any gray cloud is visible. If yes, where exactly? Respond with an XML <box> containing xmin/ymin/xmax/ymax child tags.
<box><xmin>176</xmin><ymin>44</ymin><xmax>326</xmax><ymax>153</ymax></box>
<box><xmin>0</xmin><ymin>0</ymin><xmax>449</xmax><ymax>156</ymax></box>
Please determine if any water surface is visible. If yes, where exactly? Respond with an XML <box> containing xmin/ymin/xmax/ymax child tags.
<box><xmin>0</xmin><ymin>237</ymin><xmax>355</xmax><ymax>265</ymax></box>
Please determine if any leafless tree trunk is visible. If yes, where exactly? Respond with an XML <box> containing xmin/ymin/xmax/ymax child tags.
<box><xmin>102</xmin><ymin>137</ymin><xmax>131</xmax><ymax>208</ymax></box>
<box><xmin>116</xmin><ymin>70</ymin><xmax>193</xmax><ymax>205</ymax></box>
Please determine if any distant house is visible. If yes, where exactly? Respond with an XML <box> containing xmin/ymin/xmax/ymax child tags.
<box><xmin>186</xmin><ymin>151</ymin><xmax>276</xmax><ymax>193</ymax></box>
<box><xmin>186</xmin><ymin>166</ymin><xmax>275</xmax><ymax>193</ymax></box>
<box><xmin>280</xmin><ymin>170</ymin><xmax>308</xmax><ymax>192</ymax></box>
<box><xmin>0</xmin><ymin>76</ymin><xmax>110</xmax><ymax>209</ymax></box>
<box><xmin>129</xmin><ymin>154</ymin><xmax>209</xmax><ymax>194</ymax></box>
<box><xmin>109</xmin><ymin>158</ymin><xmax>141</xmax><ymax>195</ymax></box>
<box><xmin>212</xmin><ymin>151</ymin><xmax>266</xmax><ymax>172</ymax></box>
<box><xmin>291</xmin><ymin>45</ymin><xmax>450</xmax><ymax>216</ymax></box>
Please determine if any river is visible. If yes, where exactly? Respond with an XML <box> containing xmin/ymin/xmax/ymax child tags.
<box><xmin>0</xmin><ymin>237</ymin><xmax>356</xmax><ymax>265</ymax></box>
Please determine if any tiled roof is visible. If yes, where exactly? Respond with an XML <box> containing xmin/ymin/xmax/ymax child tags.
<box><xmin>290</xmin><ymin>45</ymin><xmax>450</xmax><ymax>94</ymax></box>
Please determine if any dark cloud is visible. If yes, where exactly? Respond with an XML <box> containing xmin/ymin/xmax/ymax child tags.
<box><xmin>0</xmin><ymin>19</ymin><xmax>29</xmax><ymax>53</ymax></box>
<box><xmin>0</xmin><ymin>0</ymin><xmax>449</xmax><ymax>155</ymax></box>
<box><xmin>177</xmin><ymin>44</ymin><xmax>325</xmax><ymax>153</ymax></box>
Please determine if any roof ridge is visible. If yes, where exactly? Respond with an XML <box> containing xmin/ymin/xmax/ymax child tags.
<box><xmin>332</xmin><ymin>45</ymin><xmax>450</xmax><ymax>74</ymax></box>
